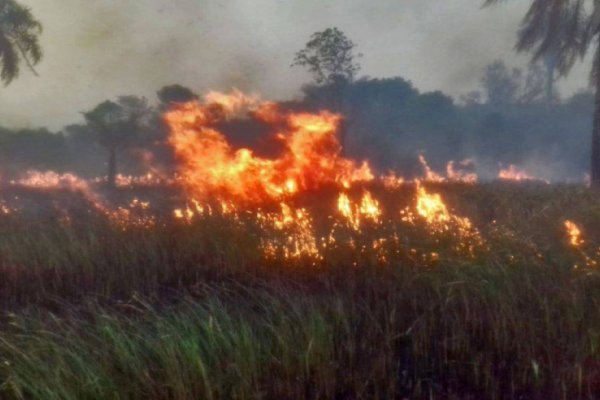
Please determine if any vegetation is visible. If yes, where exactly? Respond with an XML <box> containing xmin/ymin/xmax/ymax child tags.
<box><xmin>83</xmin><ymin>97</ymin><xmax>151</xmax><ymax>188</ymax></box>
<box><xmin>0</xmin><ymin>183</ymin><xmax>599</xmax><ymax>398</ymax></box>
<box><xmin>0</xmin><ymin>73</ymin><xmax>593</xmax><ymax>183</ymax></box>
<box><xmin>484</xmin><ymin>0</ymin><xmax>600</xmax><ymax>185</ymax></box>
<box><xmin>1</xmin><ymin>6</ymin><xmax>599</xmax><ymax>399</ymax></box>
<box><xmin>0</xmin><ymin>0</ymin><xmax>42</xmax><ymax>85</ymax></box>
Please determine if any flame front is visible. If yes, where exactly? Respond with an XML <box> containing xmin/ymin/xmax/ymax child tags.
<box><xmin>164</xmin><ymin>91</ymin><xmax>373</xmax><ymax>203</ymax></box>
<box><xmin>4</xmin><ymin>90</ymin><xmax>587</xmax><ymax>268</ymax></box>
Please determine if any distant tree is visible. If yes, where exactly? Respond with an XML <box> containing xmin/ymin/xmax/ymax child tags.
<box><xmin>483</xmin><ymin>0</ymin><xmax>600</xmax><ymax>184</ymax></box>
<box><xmin>0</xmin><ymin>0</ymin><xmax>42</xmax><ymax>85</ymax></box>
<box><xmin>481</xmin><ymin>60</ymin><xmax>522</xmax><ymax>106</ymax></box>
<box><xmin>292</xmin><ymin>27</ymin><xmax>361</xmax><ymax>85</ymax></box>
<box><xmin>83</xmin><ymin>96</ymin><xmax>150</xmax><ymax>187</ymax></box>
<box><xmin>0</xmin><ymin>127</ymin><xmax>67</xmax><ymax>174</ymax></box>
<box><xmin>292</xmin><ymin>27</ymin><xmax>362</xmax><ymax>152</ymax></box>
<box><xmin>520</xmin><ymin>62</ymin><xmax>547</xmax><ymax>104</ymax></box>
<box><xmin>157</xmin><ymin>84</ymin><xmax>198</xmax><ymax>107</ymax></box>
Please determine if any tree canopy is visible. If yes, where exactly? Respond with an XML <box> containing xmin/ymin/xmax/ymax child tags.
<box><xmin>0</xmin><ymin>0</ymin><xmax>42</xmax><ymax>85</ymax></box>
<box><xmin>292</xmin><ymin>27</ymin><xmax>361</xmax><ymax>85</ymax></box>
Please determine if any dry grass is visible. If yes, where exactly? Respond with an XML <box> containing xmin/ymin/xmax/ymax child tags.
<box><xmin>0</xmin><ymin>182</ymin><xmax>599</xmax><ymax>399</ymax></box>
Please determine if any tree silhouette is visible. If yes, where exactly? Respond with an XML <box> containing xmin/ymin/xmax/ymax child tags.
<box><xmin>483</xmin><ymin>0</ymin><xmax>600</xmax><ymax>184</ymax></box>
<box><xmin>481</xmin><ymin>60</ymin><xmax>522</xmax><ymax>106</ymax></box>
<box><xmin>292</xmin><ymin>28</ymin><xmax>362</xmax><ymax>153</ymax></box>
<box><xmin>292</xmin><ymin>27</ymin><xmax>361</xmax><ymax>85</ymax></box>
<box><xmin>157</xmin><ymin>84</ymin><xmax>198</xmax><ymax>107</ymax></box>
<box><xmin>83</xmin><ymin>96</ymin><xmax>150</xmax><ymax>187</ymax></box>
<box><xmin>0</xmin><ymin>0</ymin><xmax>42</xmax><ymax>85</ymax></box>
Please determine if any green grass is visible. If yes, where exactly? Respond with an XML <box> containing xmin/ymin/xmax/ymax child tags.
<box><xmin>0</xmin><ymin>183</ymin><xmax>600</xmax><ymax>399</ymax></box>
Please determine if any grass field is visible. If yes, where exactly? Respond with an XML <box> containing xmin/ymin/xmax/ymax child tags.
<box><xmin>1</xmin><ymin>182</ymin><xmax>600</xmax><ymax>399</ymax></box>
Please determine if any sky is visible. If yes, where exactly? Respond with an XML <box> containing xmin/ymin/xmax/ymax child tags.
<box><xmin>0</xmin><ymin>0</ymin><xmax>593</xmax><ymax>131</ymax></box>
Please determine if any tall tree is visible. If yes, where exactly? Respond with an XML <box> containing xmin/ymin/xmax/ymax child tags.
<box><xmin>83</xmin><ymin>96</ymin><xmax>150</xmax><ymax>187</ymax></box>
<box><xmin>483</xmin><ymin>0</ymin><xmax>600</xmax><ymax>183</ymax></box>
<box><xmin>292</xmin><ymin>27</ymin><xmax>362</xmax><ymax>152</ymax></box>
<box><xmin>292</xmin><ymin>27</ymin><xmax>361</xmax><ymax>85</ymax></box>
<box><xmin>0</xmin><ymin>0</ymin><xmax>42</xmax><ymax>85</ymax></box>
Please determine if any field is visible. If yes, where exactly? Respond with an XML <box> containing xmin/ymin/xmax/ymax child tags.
<box><xmin>0</xmin><ymin>181</ymin><xmax>599</xmax><ymax>399</ymax></box>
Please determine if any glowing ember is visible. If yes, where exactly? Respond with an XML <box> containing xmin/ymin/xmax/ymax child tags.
<box><xmin>257</xmin><ymin>202</ymin><xmax>319</xmax><ymax>260</ymax></box>
<box><xmin>12</xmin><ymin>170</ymin><xmax>108</xmax><ymax>213</ymax></box>
<box><xmin>337</xmin><ymin>191</ymin><xmax>382</xmax><ymax>230</ymax></box>
<box><xmin>13</xmin><ymin>170</ymin><xmax>90</xmax><ymax>191</ymax></box>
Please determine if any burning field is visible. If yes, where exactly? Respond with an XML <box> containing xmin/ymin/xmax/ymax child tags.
<box><xmin>0</xmin><ymin>91</ymin><xmax>572</xmax><ymax>267</ymax></box>
<box><xmin>2</xmin><ymin>92</ymin><xmax>600</xmax><ymax>399</ymax></box>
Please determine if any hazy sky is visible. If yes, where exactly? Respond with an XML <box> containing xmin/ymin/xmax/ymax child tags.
<box><xmin>0</xmin><ymin>0</ymin><xmax>593</xmax><ymax>131</ymax></box>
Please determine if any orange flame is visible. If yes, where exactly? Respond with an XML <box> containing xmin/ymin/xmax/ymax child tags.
<box><xmin>565</xmin><ymin>220</ymin><xmax>583</xmax><ymax>247</ymax></box>
<box><xmin>337</xmin><ymin>191</ymin><xmax>382</xmax><ymax>230</ymax></box>
<box><xmin>164</xmin><ymin>91</ymin><xmax>373</xmax><ymax>203</ymax></box>
<box><xmin>498</xmin><ymin>165</ymin><xmax>546</xmax><ymax>183</ymax></box>
<box><xmin>446</xmin><ymin>160</ymin><xmax>477</xmax><ymax>183</ymax></box>
<box><xmin>418</xmin><ymin>154</ymin><xmax>444</xmax><ymax>182</ymax></box>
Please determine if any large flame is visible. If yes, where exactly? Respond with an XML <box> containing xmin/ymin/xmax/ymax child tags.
<box><xmin>164</xmin><ymin>90</ymin><xmax>373</xmax><ymax>203</ymax></box>
<box><xmin>2</xmin><ymin>90</ymin><xmax>591</xmax><ymax>267</ymax></box>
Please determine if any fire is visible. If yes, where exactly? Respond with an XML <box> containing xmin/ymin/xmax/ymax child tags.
<box><xmin>258</xmin><ymin>203</ymin><xmax>319</xmax><ymax>260</ymax></box>
<box><xmin>418</xmin><ymin>155</ymin><xmax>478</xmax><ymax>183</ymax></box>
<box><xmin>337</xmin><ymin>191</ymin><xmax>382</xmax><ymax>230</ymax></box>
<box><xmin>164</xmin><ymin>90</ymin><xmax>373</xmax><ymax>203</ymax></box>
<box><xmin>563</xmin><ymin>220</ymin><xmax>599</xmax><ymax>269</ymax></box>
<box><xmin>446</xmin><ymin>160</ymin><xmax>477</xmax><ymax>183</ymax></box>
<box><xmin>415</xmin><ymin>184</ymin><xmax>451</xmax><ymax>226</ymax></box>
<box><xmin>565</xmin><ymin>220</ymin><xmax>583</xmax><ymax>247</ymax></box>
<box><xmin>418</xmin><ymin>154</ymin><xmax>444</xmax><ymax>182</ymax></box>
<box><xmin>498</xmin><ymin>165</ymin><xmax>545</xmax><ymax>182</ymax></box>
<box><xmin>12</xmin><ymin>170</ymin><xmax>108</xmax><ymax>213</ymax></box>
<box><xmin>359</xmin><ymin>191</ymin><xmax>382</xmax><ymax>223</ymax></box>
<box><xmin>12</xmin><ymin>170</ymin><xmax>89</xmax><ymax>191</ymax></box>
<box><xmin>5</xmin><ymin>90</ymin><xmax>593</xmax><ymax>268</ymax></box>
<box><xmin>410</xmin><ymin>183</ymin><xmax>484</xmax><ymax>253</ymax></box>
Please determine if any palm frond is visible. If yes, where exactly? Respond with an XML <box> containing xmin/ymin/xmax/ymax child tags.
<box><xmin>0</xmin><ymin>32</ymin><xmax>19</xmax><ymax>85</ymax></box>
<box><xmin>489</xmin><ymin>0</ymin><xmax>589</xmax><ymax>78</ymax></box>
<box><xmin>0</xmin><ymin>0</ymin><xmax>42</xmax><ymax>84</ymax></box>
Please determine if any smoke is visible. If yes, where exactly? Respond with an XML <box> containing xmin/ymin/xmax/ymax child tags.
<box><xmin>0</xmin><ymin>0</ymin><xmax>593</xmax><ymax>131</ymax></box>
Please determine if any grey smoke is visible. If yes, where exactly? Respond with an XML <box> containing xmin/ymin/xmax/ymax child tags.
<box><xmin>0</xmin><ymin>0</ymin><xmax>593</xmax><ymax>131</ymax></box>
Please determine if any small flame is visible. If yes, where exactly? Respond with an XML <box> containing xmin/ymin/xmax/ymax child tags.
<box><xmin>415</xmin><ymin>184</ymin><xmax>451</xmax><ymax>225</ymax></box>
<box><xmin>498</xmin><ymin>165</ymin><xmax>546</xmax><ymax>183</ymax></box>
<box><xmin>565</xmin><ymin>220</ymin><xmax>583</xmax><ymax>247</ymax></box>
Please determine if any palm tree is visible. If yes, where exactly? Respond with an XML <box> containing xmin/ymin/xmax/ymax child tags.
<box><xmin>484</xmin><ymin>0</ymin><xmax>600</xmax><ymax>185</ymax></box>
<box><xmin>0</xmin><ymin>0</ymin><xmax>43</xmax><ymax>85</ymax></box>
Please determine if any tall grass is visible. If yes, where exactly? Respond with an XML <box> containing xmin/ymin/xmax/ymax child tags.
<box><xmin>0</xmin><ymin>183</ymin><xmax>599</xmax><ymax>398</ymax></box>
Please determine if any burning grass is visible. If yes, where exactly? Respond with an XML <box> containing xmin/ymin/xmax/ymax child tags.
<box><xmin>0</xmin><ymin>91</ymin><xmax>599</xmax><ymax>398</ymax></box>
<box><xmin>0</xmin><ymin>182</ymin><xmax>599</xmax><ymax>398</ymax></box>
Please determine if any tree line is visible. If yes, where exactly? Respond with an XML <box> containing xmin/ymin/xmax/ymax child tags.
<box><xmin>0</xmin><ymin>1</ymin><xmax>597</xmax><ymax>183</ymax></box>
